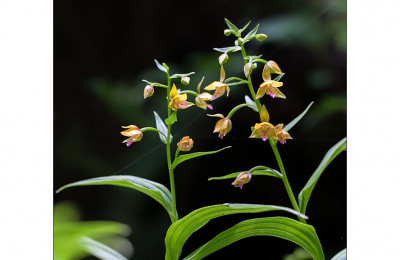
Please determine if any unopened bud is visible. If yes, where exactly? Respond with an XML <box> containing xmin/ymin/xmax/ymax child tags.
<box><xmin>224</xmin><ymin>29</ymin><xmax>232</xmax><ymax>36</ymax></box>
<box><xmin>143</xmin><ymin>85</ymin><xmax>154</xmax><ymax>99</ymax></box>
<box><xmin>232</xmin><ymin>172</ymin><xmax>252</xmax><ymax>190</ymax></box>
<box><xmin>267</xmin><ymin>60</ymin><xmax>283</xmax><ymax>74</ymax></box>
<box><xmin>219</xmin><ymin>53</ymin><xmax>229</xmax><ymax>65</ymax></box>
<box><xmin>244</xmin><ymin>62</ymin><xmax>253</xmax><ymax>78</ymax></box>
<box><xmin>255</xmin><ymin>34</ymin><xmax>267</xmax><ymax>41</ymax></box>
<box><xmin>181</xmin><ymin>76</ymin><xmax>190</xmax><ymax>85</ymax></box>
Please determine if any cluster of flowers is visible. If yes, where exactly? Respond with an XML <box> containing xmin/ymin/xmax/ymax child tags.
<box><xmin>120</xmin><ymin>59</ymin><xmax>292</xmax><ymax>189</ymax></box>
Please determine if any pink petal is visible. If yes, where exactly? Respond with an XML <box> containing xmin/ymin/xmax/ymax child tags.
<box><xmin>239</xmin><ymin>183</ymin><xmax>243</xmax><ymax>190</ymax></box>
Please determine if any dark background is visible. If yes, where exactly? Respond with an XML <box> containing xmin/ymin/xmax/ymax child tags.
<box><xmin>54</xmin><ymin>0</ymin><xmax>346</xmax><ymax>259</ymax></box>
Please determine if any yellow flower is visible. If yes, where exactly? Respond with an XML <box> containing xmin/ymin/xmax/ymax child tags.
<box><xmin>207</xmin><ymin>113</ymin><xmax>232</xmax><ymax>139</ymax></box>
<box><xmin>249</xmin><ymin>105</ymin><xmax>278</xmax><ymax>141</ymax></box>
<box><xmin>169</xmin><ymin>84</ymin><xmax>194</xmax><ymax>111</ymax></box>
<box><xmin>256</xmin><ymin>63</ymin><xmax>285</xmax><ymax>99</ymax></box>
<box><xmin>144</xmin><ymin>85</ymin><xmax>154</xmax><ymax>99</ymax></box>
<box><xmin>195</xmin><ymin>76</ymin><xmax>214</xmax><ymax>110</ymax></box>
<box><xmin>177</xmin><ymin>136</ymin><xmax>194</xmax><ymax>151</ymax></box>
<box><xmin>204</xmin><ymin>65</ymin><xmax>230</xmax><ymax>100</ymax></box>
<box><xmin>275</xmin><ymin>124</ymin><xmax>292</xmax><ymax>144</ymax></box>
<box><xmin>121</xmin><ymin>125</ymin><xmax>143</xmax><ymax>147</ymax></box>
<box><xmin>232</xmin><ymin>172</ymin><xmax>252</xmax><ymax>190</ymax></box>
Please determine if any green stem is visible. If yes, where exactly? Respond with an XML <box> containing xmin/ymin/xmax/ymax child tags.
<box><xmin>166</xmin><ymin>72</ymin><xmax>178</xmax><ymax>222</ymax></box>
<box><xmin>179</xmin><ymin>90</ymin><xmax>198</xmax><ymax>97</ymax></box>
<box><xmin>269</xmin><ymin>139</ymin><xmax>306</xmax><ymax>223</ymax></box>
<box><xmin>240</xmin><ymin>44</ymin><xmax>261</xmax><ymax>112</ymax></box>
<box><xmin>227</xmin><ymin>103</ymin><xmax>253</xmax><ymax>119</ymax></box>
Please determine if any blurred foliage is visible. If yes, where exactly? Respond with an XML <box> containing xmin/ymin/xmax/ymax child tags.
<box><xmin>282</xmin><ymin>247</ymin><xmax>312</xmax><ymax>260</ymax></box>
<box><xmin>54</xmin><ymin>202</ymin><xmax>133</xmax><ymax>260</ymax></box>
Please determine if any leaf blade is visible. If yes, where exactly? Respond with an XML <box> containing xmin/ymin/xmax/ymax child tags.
<box><xmin>184</xmin><ymin>217</ymin><xmax>324</xmax><ymax>260</ymax></box>
<box><xmin>284</xmin><ymin>101</ymin><xmax>314</xmax><ymax>132</ymax></box>
<box><xmin>164</xmin><ymin>204</ymin><xmax>308</xmax><ymax>260</ymax></box>
<box><xmin>79</xmin><ymin>237</ymin><xmax>128</xmax><ymax>260</ymax></box>
<box><xmin>330</xmin><ymin>248</ymin><xmax>346</xmax><ymax>260</ymax></box>
<box><xmin>56</xmin><ymin>175</ymin><xmax>177</xmax><ymax>222</ymax></box>
<box><xmin>171</xmin><ymin>146</ymin><xmax>231</xmax><ymax>169</ymax></box>
<box><xmin>298</xmin><ymin>138</ymin><xmax>347</xmax><ymax>214</ymax></box>
<box><xmin>154</xmin><ymin>59</ymin><xmax>167</xmax><ymax>73</ymax></box>
<box><xmin>154</xmin><ymin>111</ymin><xmax>173</xmax><ymax>144</ymax></box>
<box><xmin>224</xmin><ymin>18</ymin><xmax>239</xmax><ymax>33</ymax></box>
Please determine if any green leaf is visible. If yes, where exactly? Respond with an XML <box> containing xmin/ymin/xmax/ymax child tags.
<box><xmin>171</xmin><ymin>146</ymin><xmax>231</xmax><ymax>169</ymax></box>
<box><xmin>79</xmin><ymin>237</ymin><xmax>128</xmax><ymax>260</ymax></box>
<box><xmin>184</xmin><ymin>217</ymin><xmax>324</xmax><ymax>260</ymax></box>
<box><xmin>224</xmin><ymin>18</ymin><xmax>239</xmax><ymax>33</ymax></box>
<box><xmin>243</xmin><ymin>24</ymin><xmax>259</xmax><ymax>41</ymax></box>
<box><xmin>244</xmin><ymin>95</ymin><xmax>258</xmax><ymax>112</ymax></box>
<box><xmin>273</xmin><ymin>73</ymin><xmax>285</xmax><ymax>82</ymax></box>
<box><xmin>241</xmin><ymin>20</ymin><xmax>251</xmax><ymax>32</ymax></box>
<box><xmin>213</xmin><ymin>46</ymin><xmax>241</xmax><ymax>53</ymax></box>
<box><xmin>284</xmin><ymin>101</ymin><xmax>314</xmax><ymax>132</ymax></box>
<box><xmin>165</xmin><ymin>111</ymin><xmax>177</xmax><ymax>125</ymax></box>
<box><xmin>330</xmin><ymin>248</ymin><xmax>346</xmax><ymax>260</ymax></box>
<box><xmin>154</xmin><ymin>59</ymin><xmax>167</xmax><ymax>73</ymax></box>
<box><xmin>56</xmin><ymin>175</ymin><xmax>177</xmax><ymax>222</ymax></box>
<box><xmin>298</xmin><ymin>138</ymin><xmax>347</xmax><ymax>214</ymax></box>
<box><xmin>154</xmin><ymin>111</ymin><xmax>173</xmax><ymax>144</ymax></box>
<box><xmin>208</xmin><ymin>166</ymin><xmax>282</xmax><ymax>181</ymax></box>
<box><xmin>165</xmin><ymin>204</ymin><xmax>308</xmax><ymax>260</ymax></box>
<box><xmin>170</xmin><ymin>72</ymin><xmax>195</xmax><ymax>79</ymax></box>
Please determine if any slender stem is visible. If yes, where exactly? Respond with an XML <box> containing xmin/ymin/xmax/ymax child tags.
<box><xmin>240</xmin><ymin>44</ymin><xmax>261</xmax><ymax>112</ymax></box>
<box><xmin>227</xmin><ymin>103</ymin><xmax>253</xmax><ymax>119</ymax></box>
<box><xmin>270</xmin><ymin>140</ymin><xmax>306</xmax><ymax>223</ymax></box>
<box><xmin>166</xmin><ymin>72</ymin><xmax>178</xmax><ymax>222</ymax></box>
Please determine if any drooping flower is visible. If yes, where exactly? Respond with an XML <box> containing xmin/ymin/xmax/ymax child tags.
<box><xmin>232</xmin><ymin>172</ymin><xmax>252</xmax><ymax>190</ymax></box>
<box><xmin>177</xmin><ymin>136</ymin><xmax>194</xmax><ymax>152</ymax></box>
<box><xmin>204</xmin><ymin>65</ymin><xmax>230</xmax><ymax>100</ymax></box>
<box><xmin>121</xmin><ymin>125</ymin><xmax>143</xmax><ymax>147</ymax></box>
<box><xmin>274</xmin><ymin>124</ymin><xmax>292</xmax><ymax>144</ymax></box>
<box><xmin>169</xmin><ymin>84</ymin><xmax>194</xmax><ymax>111</ymax></box>
<box><xmin>249</xmin><ymin>105</ymin><xmax>278</xmax><ymax>141</ymax></box>
<box><xmin>256</xmin><ymin>63</ymin><xmax>285</xmax><ymax>99</ymax></box>
<box><xmin>144</xmin><ymin>85</ymin><xmax>154</xmax><ymax>99</ymax></box>
<box><xmin>195</xmin><ymin>76</ymin><xmax>213</xmax><ymax>110</ymax></box>
<box><xmin>207</xmin><ymin>113</ymin><xmax>232</xmax><ymax>139</ymax></box>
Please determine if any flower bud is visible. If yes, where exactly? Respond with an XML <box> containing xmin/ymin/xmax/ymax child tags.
<box><xmin>232</xmin><ymin>172</ymin><xmax>252</xmax><ymax>189</ymax></box>
<box><xmin>143</xmin><ymin>85</ymin><xmax>154</xmax><ymax>99</ymax></box>
<box><xmin>267</xmin><ymin>60</ymin><xmax>283</xmax><ymax>74</ymax></box>
<box><xmin>219</xmin><ymin>53</ymin><xmax>229</xmax><ymax>65</ymax></box>
<box><xmin>177</xmin><ymin>136</ymin><xmax>194</xmax><ymax>152</ymax></box>
<box><xmin>224</xmin><ymin>29</ymin><xmax>232</xmax><ymax>36</ymax></box>
<box><xmin>255</xmin><ymin>34</ymin><xmax>267</xmax><ymax>41</ymax></box>
<box><xmin>181</xmin><ymin>76</ymin><xmax>190</xmax><ymax>85</ymax></box>
<box><xmin>244</xmin><ymin>62</ymin><xmax>253</xmax><ymax>78</ymax></box>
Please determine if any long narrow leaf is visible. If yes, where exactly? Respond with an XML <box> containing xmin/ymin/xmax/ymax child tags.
<box><xmin>184</xmin><ymin>217</ymin><xmax>324</xmax><ymax>260</ymax></box>
<box><xmin>154</xmin><ymin>59</ymin><xmax>167</xmax><ymax>73</ymax></box>
<box><xmin>165</xmin><ymin>204</ymin><xmax>308</xmax><ymax>260</ymax></box>
<box><xmin>79</xmin><ymin>237</ymin><xmax>128</xmax><ymax>260</ymax></box>
<box><xmin>56</xmin><ymin>175</ymin><xmax>177</xmax><ymax>222</ymax></box>
<box><xmin>213</xmin><ymin>46</ymin><xmax>241</xmax><ymax>53</ymax></box>
<box><xmin>243</xmin><ymin>24</ymin><xmax>259</xmax><ymax>40</ymax></box>
<box><xmin>171</xmin><ymin>146</ymin><xmax>231</xmax><ymax>169</ymax></box>
<box><xmin>284</xmin><ymin>101</ymin><xmax>314</xmax><ymax>132</ymax></box>
<box><xmin>298</xmin><ymin>138</ymin><xmax>347</xmax><ymax>214</ymax></box>
<box><xmin>224</xmin><ymin>18</ymin><xmax>239</xmax><ymax>33</ymax></box>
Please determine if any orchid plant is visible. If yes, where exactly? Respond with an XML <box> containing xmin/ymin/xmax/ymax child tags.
<box><xmin>56</xmin><ymin>19</ymin><xmax>346</xmax><ymax>260</ymax></box>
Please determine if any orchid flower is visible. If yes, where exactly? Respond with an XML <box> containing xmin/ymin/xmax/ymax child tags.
<box><xmin>204</xmin><ymin>65</ymin><xmax>230</xmax><ymax>100</ymax></box>
<box><xmin>207</xmin><ymin>113</ymin><xmax>232</xmax><ymax>139</ymax></box>
<box><xmin>177</xmin><ymin>136</ymin><xmax>194</xmax><ymax>151</ymax></box>
<box><xmin>120</xmin><ymin>125</ymin><xmax>143</xmax><ymax>147</ymax></box>
<box><xmin>169</xmin><ymin>84</ymin><xmax>194</xmax><ymax>111</ymax></box>
<box><xmin>232</xmin><ymin>172</ymin><xmax>252</xmax><ymax>190</ymax></box>
<box><xmin>249</xmin><ymin>105</ymin><xmax>278</xmax><ymax>141</ymax></box>
<box><xmin>256</xmin><ymin>62</ymin><xmax>285</xmax><ymax>99</ymax></box>
<box><xmin>195</xmin><ymin>76</ymin><xmax>214</xmax><ymax>110</ymax></box>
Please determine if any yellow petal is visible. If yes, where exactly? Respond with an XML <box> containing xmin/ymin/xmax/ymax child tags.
<box><xmin>207</xmin><ymin>113</ymin><xmax>225</xmax><ymax>119</ymax></box>
<box><xmin>226</xmin><ymin>85</ymin><xmax>230</xmax><ymax>97</ymax></box>
<box><xmin>274</xmin><ymin>87</ymin><xmax>286</xmax><ymax>99</ymax></box>
<box><xmin>271</xmin><ymin>81</ymin><xmax>283</xmax><ymax>88</ymax></box>
<box><xmin>197</xmin><ymin>76</ymin><xmax>205</xmax><ymax>93</ymax></box>
<box><xmin>220</xmin><ymin>65</ymin><xmax>226</xmax><ymax>82</ymax></box>
<box><xmin>260</xmin><ymin>105</ymin><xmax>270</xmax><ymax>123</ymax></box>
<box><xmin>198</xmin><ymin>92</ymin><xmax>213</xmax><ymax>100</ymax></box>
<box><xmin>262</xmin><ymin>64</ymin><xmax>271</xmax><ymax>82</ymax></box>
<box><xmin>170</xmin><ymin>84</ymin><xmax>178</xmax><ymax>99</ymax></box>
<box><xmin>255</xmin><ymin>86</ymin><xmax>266</xmax><ymax>99</ymax></box>
<box><xmin>267</xmin><ymin>60</ymin><xmax>283</xmax><ymax>74</ymax></box>
<box><xmin>204</xmin><ymin>81</ymin><xmax>225</xmax><ymax>90</ymax></box>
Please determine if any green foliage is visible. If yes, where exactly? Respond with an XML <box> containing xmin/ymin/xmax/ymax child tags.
<box><xmin>183</xmin><ymin>217</ymin><xmax>324</xmax><ymax>260</ymax></box>
<box><xmin>164</xmin><ymin>204</ymin><xmax>307</xmax><ymax>260</ymax></box>
<box><xmin>54</xmin><ymin>202</ymin><xmax>132</xmax><ymax>260</ymax></box>
<box><xmin>165</xmin><ymin>111</ymin><xmax>177</xmax><ymax>125</ymax></box>
<box><xmin>298</xmin><ymin>138</ymin><xmax>347</xmax><ymax>214</ymax></box>
<box><xmin>56</xmin><ymin>175</ymin><xmax>178</xmax><ymax>222</ymax></box>
<box><xmin>155</xmin><ymin>59</ymin><xmax>168</xmax><ymax>73</ymax></box>
<box><xmin>79</xmin><ymin>237</ymin><xmax>128</xmax><ymax>260</ymax></box>
<box><xmin>154</xmin><ymin>111</ymin><xmax>173</xmax><ymax>144</ymax></box>
<box><xmin>284</xmin><ymin>101</ymin><xmax>314</xmax><ymax>132</ymax></box>
<box><xmin>171</xmin><ymin>146</ymin><xmax>231</xmax><ymax>169</ymax></box>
